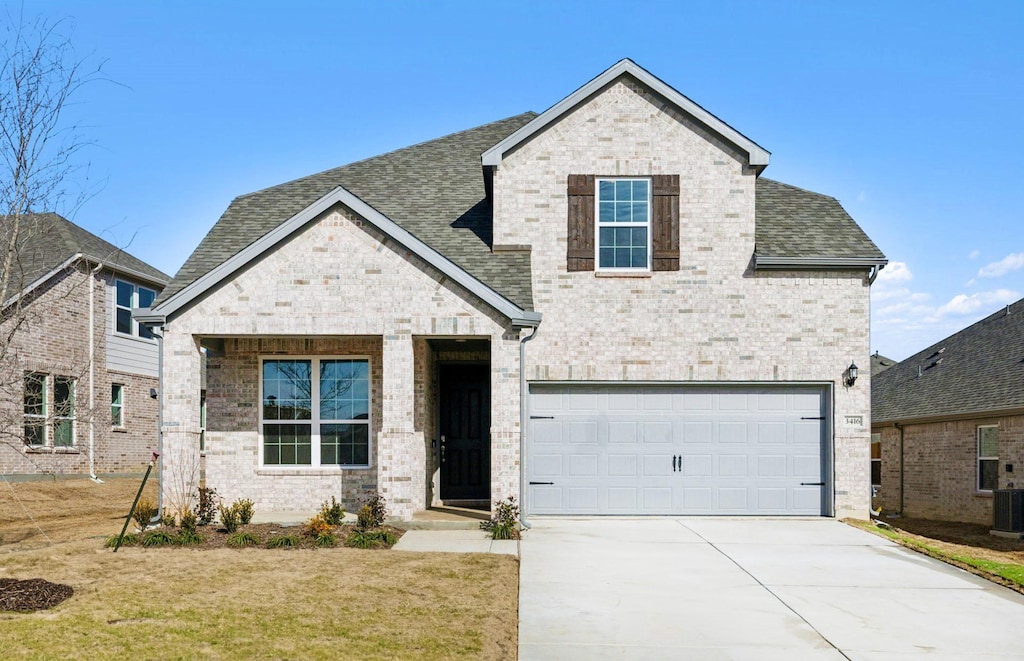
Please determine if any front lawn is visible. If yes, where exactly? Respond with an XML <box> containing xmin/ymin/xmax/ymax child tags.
<box><xmin>0</xmin><ymin>478</ymin><xmax>518</xmax><ymax>660</ymax></box>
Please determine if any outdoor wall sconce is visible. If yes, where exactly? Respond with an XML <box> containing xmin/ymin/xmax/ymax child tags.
<box><xmin>844</xmin><ymin>363</ymin><xmax>859</xmax><ymax>387</ymax></box>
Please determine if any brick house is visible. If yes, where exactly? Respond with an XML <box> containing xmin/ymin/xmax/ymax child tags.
<box><xmin>144</xmin><ymin>60</ymin><xmax>886</xmax><ymax>520</ymax></box>
<box><xmin>871</xmin><ymin>298</ymin><xmax>1024</xmax><ymax>525</ymax></box>
<box><xmin>1</xmin><ymin>213</ymin><xmax>169</xmax><ymax>476</ymax></box>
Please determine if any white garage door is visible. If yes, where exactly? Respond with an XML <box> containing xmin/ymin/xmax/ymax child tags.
<box><xmin>527</xmin><ymin>385</ymin><xmax>829</xmax><ymax>516</ymax></box>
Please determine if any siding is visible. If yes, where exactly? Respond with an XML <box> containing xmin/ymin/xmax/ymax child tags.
<box><xmin>105</xmin><ymin>278</ymin><xmax>160</xmax><ymax>377</ymax></box>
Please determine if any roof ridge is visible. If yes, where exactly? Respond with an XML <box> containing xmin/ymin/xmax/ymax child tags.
<box><xmin>238</xmin><ymin>112</ymin><xmax>539</xmax><ymax>201</ymax></box>
<box><xmin>758</xmin><ymin>177</ymin><xmax>839</xmax><ymax>202</ymax></box>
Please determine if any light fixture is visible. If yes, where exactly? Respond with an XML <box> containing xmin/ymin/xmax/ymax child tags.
<box><xmin>845</xmin><ymin>363</ymin><xmax>859</xmax><ymax>388</ymax></box>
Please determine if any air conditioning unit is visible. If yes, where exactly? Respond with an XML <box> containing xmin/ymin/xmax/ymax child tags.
<box><xmin>993</xmin><ymin>489</ymin><xmax>1024</xmax><ymax>533</ymax></box>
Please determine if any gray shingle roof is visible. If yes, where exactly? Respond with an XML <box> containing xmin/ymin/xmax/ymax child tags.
<box><xmin>157</xmin><ymin>113</ymin><xmax>539</xmax><ymax>309</ymax></box>
<box><xmin>873</xmin><ymin>297</ymin><xmax>1024</xmax><ymax>423</ymax></box>
<box><xmin>871</xmin><ymin>352</ymin><xmax>897</xmax><ymax>376</ymax></box>
<box><xmin>159</xmin><ymin>117</ymin><xmax>886</xmax><ymax>314</ymax></box>
<box><xmin>1</xmin><ymin>213</ymin><xmax>169</xmax><ymax>297</ymax></box>
<box><xmin>755</xmin><ymin>179</ymin><xmax>885</xmax><ymax>260</ymax></box>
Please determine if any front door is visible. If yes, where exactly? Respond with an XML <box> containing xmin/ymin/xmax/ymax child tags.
<box><xmin>440</xmin><ymin>364</ymin><xmax>490</xmax><ymax>501</ymax></box>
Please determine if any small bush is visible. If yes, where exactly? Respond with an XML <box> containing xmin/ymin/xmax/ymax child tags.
<box><xmin>320</xmin><ymin>496</ymin><xmax>345</xmax><ymax>526</ymax></box>
<box><xmin>133</xmin><ymin>499</ymin><xmax>159</xmax><ymax>533</ymax></box>
<box><xmin>227</xmin><ymin>531</ymin><xmax>260</xmax><ymax>548</ymax></box>
<box><xmin>345</xmin><ymin>529</ymin><xmax>397</xmax><ymax>549</ymax></box>
<box><xmin>177</xmin><ymin>529</ymin><xmax>204</xmax><ymax>546</ymax></box>
<box><xmin>105</xmin><ymin>532</ymin><xmax>139</xmax><ymax>548</ymax></box>
<box><xmin>357</xmin><ymin>493</ymin><xmax>387</xmax><ymax>529</ymax></box>
<box><xmin>315</xmin><ymin>532</ymin><xmax>337</xmax><ymax>548</ymax></box>
<box><xmin>233</xmin><ymin>498</ymin><xmax>255</xmax><ymax>525</ymax></box>
<box><xmin>266</xmin><ymin>534</ymin><xmax>300</xmax><ymax>549</ymax></box>
<box><xmin>142</xmin><ymin>530</ymin><xmax>177</xmax><ymax>547</ymax></box>
<box><xmin>179</xmin><ymin>510</ymin><xmax>198</xmax><ymax>536</ymax></box>
<box><xmin>195</xmin><ymin>487</ymin><xmax>218</xmax><ymax>525</ymax></box>
<box><xmin>305</xmin><ymin>514</ymin><xmax>333</xmax><ymax>538</ymax></box>
<box><xmin>218</xmin><ymin>503</ymin><xmax>240</xmax><ymax>533</ymax></box>
<box><xmin>480</xmin><ymin>496</ymin><xmax>520</xmax><ymax>540</ymax></box>
<box><xmin>160</xmin><ymin>513</ymin><xmax>176</xmax><ymax>527</ymax></box>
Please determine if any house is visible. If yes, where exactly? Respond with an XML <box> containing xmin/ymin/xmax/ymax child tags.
<box><xmin>871</xmin><ymin>298</ymin><xmax>1024</xmax><ymax>525</ymax></box>
<box><xmin>0</xmin><ymin>213</ymin><xmax>170</xmax><ymax>476</ymax></box>
<box><xmin>143</xmin><ymin>59</ymin><xmax>886</xmax><ymax>520</ymax></box>
<box><xmin>871</xmin><ymin>351</ymin><xmax>896</xmax><ymax>376</ymax></box>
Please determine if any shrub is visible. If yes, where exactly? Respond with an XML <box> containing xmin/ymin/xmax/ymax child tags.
<box><xmin>305</xmin><ymin>514</ymin><xmax>333</xmax><ymax>538</ymax></box>
<box><xmin>227</xmin><ymin>531</ymin><xmax>260</xmax><ymax>548</ymax></box>
<box><xmin>266</xmin><ymin>534</ymin><xmax>300</xmax><ymax>549</ymax></box>
<box><xmin>357</xmin><ymin>493</ymin><xmax>387</xmax><ymax>530</ymax></box>
<box><xmin>133</xmin><ymin>499</ymin><xmax>159</xmax><ymax>533</ymax></box>
<box><xmin>233</xmin><ymin>498</ymin><xmax>255</xmax><ymax>525</ymax></box>
<box><xmin>160</xmin><ymin>513</ymin><xmax>176</xmax><ymax>527</ymax></box>
<box><xmin>195</xmin><ymin>487</ymin><xmax>218</xmax><ymax>525</ymax></box>
<box><xmin>320</xmin><ymin>496</ymin><xmax>345</xmax><ymax>526</ymax></box>
<box><xmin>105</xmin><ymin>532</ymin><xmax>139</xmax><ymax>548</ymax></box>
<box><xmin>179</xmin><ymin>510</ymin><xmax>198</xmax><ymax>536</ymax></box>
<box><xmin>345</xmin><ymin>529</ymin><xmax>397</xmax><ymax>549</ymax></box>
<box><xmin>480</xmin><ymin>496</ymin><xmax>520</xmax><ymax>540</ymax></box>
<box><xmin>315</xmin><ymin>532</ymin><xmax>337</xmax><ymax>548</ymax></box>
<box><xmin>218</xmin><ymin>503</ymin><xmax>240</xmax><ymax>533</ymax></box>
<box><xmin>142</xmin><ymin>530</ymin><xmax>177</xmax><ymax>547</ymax></box>
<box><xmin>177</xmin><ymin>529</ymin><xmax>204</xmax><ymax>546</ymax></box>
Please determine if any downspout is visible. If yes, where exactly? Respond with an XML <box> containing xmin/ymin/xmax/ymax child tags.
<box><xmin>895</xmin><ymin>422</ymin><xmax>904</xmax><ymax>515</ymax></box>
<box><xmin>152</xmin><ymin>327</ymin><xmax>165</xmax><ymax>522</ymax></box>
<box><xmin>868</xmin><ymin>263</ymin><xmax>884</xmax><ymax>285</ymax></box>
<box><xmin>88</xmin><ymin>264</ymin><xmax>103</xmax><ymax>483</ymax></box>
<box><xmin>518</xmin><ymin>324</ymin><xmax>539</xmax><ymax>530</ymax></box>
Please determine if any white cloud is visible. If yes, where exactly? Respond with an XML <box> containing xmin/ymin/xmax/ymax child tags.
<box><xmin>935</xmin><ymin>289</ymin><xmax>1019</xmax><ymax>317</ymax></box>
<box><xmin>968</xmin><ymin>249</ymin><xmax>980</xmax><ymax>260</ymax></box>
<box><xmin>856</xmin><ymin>191</ymin><xmax>867</xmax><ymax>203</ymax></box>
<box><xmin>978</xmin><ymin>251</ymin><xmax>1024</xmax><ymax>278</ymax></box>
<box><xmin>875</xmin><ymin>261</ymin><xmax>912</xmax><ymax>283</ymax></box>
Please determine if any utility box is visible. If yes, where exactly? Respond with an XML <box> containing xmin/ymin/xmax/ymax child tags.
<box><xmin>993</xmin><ymin>489</ymin><xmax>1024</xmax><ymax>533</ymax></box>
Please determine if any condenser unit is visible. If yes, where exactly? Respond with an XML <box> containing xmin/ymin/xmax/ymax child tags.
<box><xmin>993</xmin><ymin>489</ymin><xmax>1024</xmax><ymax>533</ymax></box>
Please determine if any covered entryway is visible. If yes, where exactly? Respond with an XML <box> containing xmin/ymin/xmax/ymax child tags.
<box><xmin>437</xmin><ymin>361</ymin><xmax>491</xmax><ymax>503</ymax></box>
<box><xmin>526</xmin><ymin>384</ymin><xmax>829</xmax><ymax>515</ymax></box>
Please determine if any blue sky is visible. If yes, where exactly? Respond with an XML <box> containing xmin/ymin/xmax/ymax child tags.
<box><xmin>16</xmin><ymin>1</ymin><xmax>1024</xmax><ymax>361</ymax></box>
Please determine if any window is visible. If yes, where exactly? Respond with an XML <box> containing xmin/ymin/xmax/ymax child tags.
<box><xmin>870</xmin><ymin>433</ymin><xmax>881</xmax><ymax>487</ymax></box>
<box><xmin>115</xmin><ymin>280</ymin><xmax>157</xmax><ymax>339</ymax></box>
<box><xmin>110</xmin><ymin>386</ymin><xmax>123</xmax><ymax>427</ymax></box>
<box><xmin>23</xmin><ymin>373</ymin><xmax>75</xmax><ymax>447</ymax></box>
<box><xmin>597</xmin><ymin>178</ymin><xmax>650</xmax><ymax>270</ymax></box>
<box><xmin>978</xmin><ymin>425</ymin><xmax>999</xmax><ymax>491</ymax></box>
<box><xmin>260</xmin><ymin>358</ymin><xmax>370</xmax><ymax>467</ymax></box>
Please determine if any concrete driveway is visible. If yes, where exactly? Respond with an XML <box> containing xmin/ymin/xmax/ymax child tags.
<box><xmin>519</xmin><ymin>518</ymin><xmax>1024</xmax><ymax>660</ymax></box>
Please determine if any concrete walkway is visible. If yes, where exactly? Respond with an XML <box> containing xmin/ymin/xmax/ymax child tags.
<box><xmin>392</xmin><ymin>529</ymin><xmax>518</xmax><ymax>555</ymax></box>
<box><xmin>519</xmin><ymin>518</ymin><xmax>1024</xmax><ymax>660</ymax></box>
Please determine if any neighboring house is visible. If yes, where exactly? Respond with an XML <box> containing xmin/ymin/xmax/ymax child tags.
<box><xmin>0</xmin><ymin>213</ymin><xmax>170</xmax><ymax>476</ymax></box>
<box><xmin>144</xmin><ymin>59</ymin><xmax>886</xmax><ymax>521</ymax></box>
<box><xmin>872</xmin><ymin>298</ymin><xmax>1024</xmax><ymax>525</ymax></box>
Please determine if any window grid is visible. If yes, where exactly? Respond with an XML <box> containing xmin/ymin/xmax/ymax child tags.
<box><xmin>260</xmin><ymin>357</ymin><xmax>371</xmax><ymax>468</ymax></box>
<box><xmin>977</xmin><ymin>425</ymin><xmax>999</xmax><ymax>492</ymax></box>
<box><xmin>596</xmin><ymin>178</ymin><xmax>651</xmax><ymax>270</ymax></box>
<box><xmin>111</xmin><ymin>384</ymin><xmax>125</xmax><ymax>427</ymax></box>
<box><xmin>23</xmin><ymin>372</ymin><xmax>46</xmax><ymax>446</ymax></box>
<box><xmin>115</xmin><ymin>280</ymin><xmax>157</xmax><ymax>339</ymax></box>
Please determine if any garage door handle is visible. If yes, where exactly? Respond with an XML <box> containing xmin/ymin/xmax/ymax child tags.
<box><xmin>801</xmin><ymin>416</ymin><xmax>825</xmax><ymax>420</ymax></box>
<box><xmin>800</xmin><ymin>482</ymin><xmax>825</xmax><ymax>486</ymax></box>
<box><xmin>530</xmin><ymin>416</ymin><xmax>555</xmax><ymax>419</ymax></box>
<box><xmin>529</xmin><ymin>481</ymin><xmax>554</xmax><ymax>485</ymax></box>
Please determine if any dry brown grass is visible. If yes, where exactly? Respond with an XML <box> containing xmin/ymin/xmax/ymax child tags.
<box><xmin>0</xmin><ymin>477</ymin><xmax>519</xmax><ymax>660</ymax></box>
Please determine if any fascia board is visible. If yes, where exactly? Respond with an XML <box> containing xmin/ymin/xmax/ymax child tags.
<box><xmin>754</xmin><ymin>255</ymin><xmax>889</xmax><ymax>269</ymax></box>
<box><xmin>482</xmin><ymin>59</ymin><xmax>770</xmax><ymax>168</ymax></box>
<box><xmin>2</xmin><ymin>253</ymin><xmax>82</xmax><ymax>309</ymax></box>
<box><xmin>83</xmin><ymin>254</ymin><xmax>170</xmax><ymax>287</ymax></box>
<box><xmin>152</xmin><ymin>186</ymin><xmax>541</xmax><ymax>327</ymax></box>
<box><xmin>872</xmin><ymin>406</ymin><xmax>1024</xmax><ymax>427</ymax></box>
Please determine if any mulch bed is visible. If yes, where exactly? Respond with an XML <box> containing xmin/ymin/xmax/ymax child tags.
<box><xmin>0</xmin><ymin>578</ymin><xmax>74</xmax><ymax>612</ymax></box>
<box><xmin>111</xmin><ymin>523</ymin><xmax>405</xmax><ymax>550</ymax></box>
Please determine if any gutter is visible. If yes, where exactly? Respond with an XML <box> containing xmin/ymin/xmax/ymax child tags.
<box><xmin>754</xmin><ymin>255</ymin><xmax>889</xmax><ymax>270</ymax></box>
<box><xmin>518</xmin><ymin>324</ymin><xmax>539</xmax><ymax>530</ymax></box>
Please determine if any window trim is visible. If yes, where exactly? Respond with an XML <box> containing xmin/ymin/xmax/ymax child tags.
<box><xmin>23</xmin><ymin>373</ymin><xmax>76</xmax><ymax>448</ymax></box>
<box><xmin>595</xmin><ymin>177</ymin><xmax>652</xmax><ymax>272</ymax></box>
<box><xmin>114</xmin><ymin>279</ymin><xmax>158</xmax><ymax>341</ymax></box>
<box><xmin>23</xmin><ymin>372</ymin><xmax>47</xmax><ymax>447</ymax></box>
<box><xmin>111</xmin><ymin>383</ymin><xmax>125</xmax><ymax>428</ymax></box>
<box><xmin>870</xmin><ymin>433</ymin><xmax>881</xmax><ymax>488</ymax></box>
<box><xmin>977</xmin><ymin>424</ymin><xmax>999</xmax><ymax>492</ymax></box>
<box><xmin>258</xmin><ymin>355</ymin><xmax>372</xmax><ymax>470</ymax></box>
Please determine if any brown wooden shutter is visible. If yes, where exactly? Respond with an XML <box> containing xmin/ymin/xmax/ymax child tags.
<box><xmin>566</xmin><ymin>174</ymin><xmax>595</xmax><ymax>272</ymax></box>
<box><xmin>651</xmin><ymin>174</ymin><xmax>680</xmax><ymax>271</ymax></box>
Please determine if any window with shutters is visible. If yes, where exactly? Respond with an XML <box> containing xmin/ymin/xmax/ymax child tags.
<box><xmin>567</xmin><ymin>174</ymin><xmax>679</xmax><ymax>273</ymax></box>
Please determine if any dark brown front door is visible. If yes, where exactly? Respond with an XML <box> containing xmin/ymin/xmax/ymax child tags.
<box><xmin>440</xmin><ymin>364</ymin><xmax>490</xmax><ymax>501</ymax></box>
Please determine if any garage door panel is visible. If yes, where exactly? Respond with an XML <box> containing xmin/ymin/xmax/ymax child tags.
<box><xmin>527</xmin><ymin>385</ymin><xmax>827</xmax><ymax>516</ymax></box>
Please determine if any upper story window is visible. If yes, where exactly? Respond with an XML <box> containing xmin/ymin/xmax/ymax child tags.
<box><xmin>977</xmin><ymin>425</ymin><xmax>999</xmax><ymax>492</ymax></box>
<box><xmin>115</xmin><ymin>280</ymin><xmax>157</xmax><ymax>339</ymax></box>
<box><xmin>597</xmin><ymin>179</ymin><xmax>650</xmax><ymax>270</ymax></box>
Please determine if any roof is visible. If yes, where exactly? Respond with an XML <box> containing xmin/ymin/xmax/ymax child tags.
<box><xmin>871</xmin><ymin>352</ymin><xmax>897</xmax><ymax>376</ymax></box>
<box><xmin>482</xmin><ymin>58</ymin><xmax>770</xmax><ymax>170</ymax></box>
<box><xmin>754</xmin><ymin>179</ymin><xmax>887</xmax><ymax>266</ymax></box>
<box><xmin>1</xmin><ymin>213</ymin><xmax>169</xmax><ymax>301</ymax></box>
<box><xmin>156</xmin><ymin>113</ymin><xmax>539</xmax><ymax>310</ymax></box>
<box><xmin>872</xmin><ymin>297</ymin><xmax>1024</xmax><ymax>423</ymax></box>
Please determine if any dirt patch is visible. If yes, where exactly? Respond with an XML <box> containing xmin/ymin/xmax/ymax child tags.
<box><xmin>878</xmin><ymin>515</ymin><xmax>1024</xmax><ymax>565</ymax></box>
<box><xmin>0</xmin><ymin>578</ymin><xmax>74</xmax><ymax>611</ymax></box>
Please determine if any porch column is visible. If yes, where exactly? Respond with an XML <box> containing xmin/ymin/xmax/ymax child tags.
<box><xmin>378</xmin><ymin>331</ymin><xmax>424</xmax><ymax>520</ymax></box>
<box><xmin>159</xmin><ymin>326</ymin><xmax>203</xmax><ymax>519</ymax></box>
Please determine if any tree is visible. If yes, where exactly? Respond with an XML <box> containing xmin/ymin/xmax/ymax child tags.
<box><xmin>0</xmin><ymin>10</ymin><xmax>105</xmax><ymax>472</ymax></box>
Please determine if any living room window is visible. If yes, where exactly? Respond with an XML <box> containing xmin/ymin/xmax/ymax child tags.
<box><xmin>978</xmin><ymin>425</ymin><xmax>999</xmax><ymax>491</ymax></box>
<box><xmin>23</xmin><ymin>373</ymin><xmax>76</xmax><ymax>447</ymax></box>
<box><xmin>115</xmin><ymin>280</ymin><xmax>157</xmax><ymax>339</ymax></box>
<box><xmin>111</xmin><ymin>384</ymin><xmax>125</xmax><ymax>427</ymax></box>
<box><xmin>597</xmin><ymin>178</ymin><xmax>650</xmax><ymax>270</ymax></box>
<box><xmin>260</xmin><ymin>357</ymin><xmax>370</xmax><ymax>467</ymax></box>
<box><xmin>870</xmin><ymin>433</ymin><xmax>881</xmax><ymax>487</ymax></box>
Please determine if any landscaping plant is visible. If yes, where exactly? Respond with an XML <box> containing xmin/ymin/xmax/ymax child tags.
<box><xmin>194</xmin><ymin>486</ymin><xmax>218</xmax><ymax>525</ymax></box>
<box><xmin>227</xmin><ymin>531</ymin><xmax>260</xmax><ymax>548</ymax></box>
<box><xmin>132</xmin><ymin>499</ymin><xmax>159</xmax><ymax>533</ymax></box>
<box><xmin>480</xmin><ymin>496</ymin><xmax>520</xmax><ymax>540</ymax></box>
<box><xmin>265</xmin><ymin>534</ymin><xmax>300</xmax><ymax>549</ymax></box>
<box><xmin>320</xmin><ymin>496</ymin><xmax>345</xmax><ymax>525</ymax></box>
<box><xmin>357</xmin><ymin>493</ymin><xmax>387</xmax><ymax>529</ymax></box>
<box><xmin>218</xmin><ymin>503</ymin><xmax>240</xmax><ymax>533</ymax></box>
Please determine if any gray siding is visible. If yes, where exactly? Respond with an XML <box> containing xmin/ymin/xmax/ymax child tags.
<box><xmin>105</xmin><ymin>279</ymin><xmax>159</xmax><ymax>377</ymax></box>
